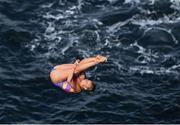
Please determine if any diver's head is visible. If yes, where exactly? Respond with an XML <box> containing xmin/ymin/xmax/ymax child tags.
<box><xmin>79</xmin><ymin>79</ymin><xmax>95</xmax><ymax>91</ymax></box>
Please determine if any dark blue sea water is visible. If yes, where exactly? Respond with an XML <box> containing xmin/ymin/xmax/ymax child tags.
<box><xmin>1</xmin><ymin>0</ymin><xmax>180</xmax><ymax>123</ymax></box>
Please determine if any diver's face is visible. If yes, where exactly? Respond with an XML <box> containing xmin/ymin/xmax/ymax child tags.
<box><xmin>80</xmin><ymin>80</ymin><xmax>93</xmax><ymax>91</ymax></box>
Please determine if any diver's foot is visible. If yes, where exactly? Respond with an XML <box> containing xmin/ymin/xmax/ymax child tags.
<box><xmin>96</xmin><ymin>55</ymin><xmax>107</xmax><ymax>63</ymax></box>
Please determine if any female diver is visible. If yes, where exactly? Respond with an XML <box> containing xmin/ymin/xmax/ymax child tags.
<box><xmin>50</xmin><ymin>55</ymin><xmax>107</xmax><ymax>93</ymax></box>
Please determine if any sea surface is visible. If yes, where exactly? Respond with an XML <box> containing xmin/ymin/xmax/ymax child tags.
<box><xmin>1</xmin><ymin>0</ymin><xmax>180</xmax><ymax>123</ymax></box>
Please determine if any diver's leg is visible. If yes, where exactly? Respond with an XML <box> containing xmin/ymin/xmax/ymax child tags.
<box><xmin>78</xmin><ymin>55</ymin><xmax>107</xmax><ymax>65</ymax></box>
<box><xmin>54</xmin><ymin>56</ymin><xmax>99</xmax><ymax>70</ymax></box>
<box><xmin>75</xmin><ymin>56</ymin><xmax>107</xmax><ymax>74</ymax></box>
<box><xmin>54</xmin><ymin>64</ymin><xmax>75</xmax><ymax>70</ymax></box>
<box><xmin>78</xmin><ymin>57</ymin><xmax>97</xmax><ymax>65</ymax></box>
<box><xmin>54</xmin><ymin>58</ymin><xmax>96</xmax><ymax>71</ymax></box>
<box><xmin>74</xmin><ymin>61</ymin><xmax>99</xmax><ymax>74</ymax></box>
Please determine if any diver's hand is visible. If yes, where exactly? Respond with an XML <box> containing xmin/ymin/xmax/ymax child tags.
<box><xmin>73</xmin><ymin>59</ymin><xmax>80</xmax><ymax>74</ymax></box>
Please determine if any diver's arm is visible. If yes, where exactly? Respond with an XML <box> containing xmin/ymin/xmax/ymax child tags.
<box><xmin>66</xmin><ymin>61</ymin><xmax>82</xmax><ymax>93</ymax></box>
<box><xmin>67</xmin><ymin>66</ymin><xmax>76</xmax><ymax>82</ymax></box>
<box><xmin>67</xmin><ymin>70</ymin><xmax>74</xmax><ymax>82</ymax></box>
<box><xmin>67</xmin><ymin>68</ymin><xmax>81</xmax><ymax>93</ymax></box>
<box><xmin>67</xmin><ymin>60</ymin><xmax>79</xmax><ymax>82</ymax></box>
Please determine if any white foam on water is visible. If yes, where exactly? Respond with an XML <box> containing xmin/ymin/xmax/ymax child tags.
<box><xmin>65</xmin><ymin>10</ymin><xmax>75</xmax><ymax>15</ymax></box>
<box><xmin>131</xmin><ymin>14</ymin><xmax>180</xmax><ymax>28</ymax></box>
<box><xmin>129</xmin><ymin>65</ymin><xmax>179</xmax><ymax>76</ymax></box>
<box><xmin>168</xmin><ymin>64</ymin><xmax>180</xmax><ymax>70</ymax></box>
<box><xmin>124</xmin><ymin>0</ymin><xmax>140</xmax><ymax>4</ymax></box>
<box><xmin>92</xmin><ymin>19</ymin><xmax>103</xmax><ymax>26</ymax></box>
<box><xmin>120</xmin><ymin>40</ymin><xmax>179</xmax><ymax>76</ymax></box>
<box><xmin>27</xmin><ymin>0</ymin><xmax>180</xmax><ymax>74</ymax></box>
<box><xmin>94</xmin><ymin>30</ymin><xmax>100</xmax><ymax>42</ymax></box>
<box><xmin>140</xmin><ymin>26</ymin><xmax>178</xmax><ymax>45</ymax></box>
<box><xmin>114</xmin><ymin>61</ymin><xmax>124</xmax><ymax>71</ymax></box>
<box><xmin>130</xmin><ymin>66</ymin><xmax>154</xmax><ymax>74</ymax></box>
<box><xmin>130</xmin><ymin>42</ymin><xmax>162</xmax><ymax>64</ymax></box>
<box><xmin>107</xmin><ymin>0</ymin><xmax>119</xmax><ymax>4</ymax></box>
<box><xmin>128</xmin><ymin>0</ymin><xmax>180</xmax><ymax>28</ymax></box>
<box><xmin>41</xmin><ymin>3</ymin><xmax>54</xmax><ymax>8</ymax></box>
<box><xmin>106</xmin><ymin>0</ymin><xmax>180</xmax><ymax>36</ymax></box>
<box><xmin>43</xmin><ymin>12</ymin><xmax>64</xmax><ymax>20</ymax></box>
<box><xmin>45</xmin><ymin>22</ymin><xmax>55</xmax><ymax>33</ymax></box>
<box><xmin>170</xmin><ymin>0</ymin><xmax>180</xmax><ymax>10</ymax></box>
<box><xmin>107</xmin><ymin>18</ymin><xmax>131</xmax><ymax>33</ymax></box>
<box><xmin>26</xmin><ymin>2</ymin><xmax>83</xmax><ymax>59</ymax></box>
<box><xmin>124</xmin><ymin>0</ymin><xmax>158</xmax><ymax>5</ymax></box>
<box><xmin>104</xmin><ymin>38</ymin><xmax>110</xmax><ymax>46</ymax></box>
<box><xmin>77</xmin><ymin>0</ymin><xmax>84</xmax><ymax>11</ymax></box>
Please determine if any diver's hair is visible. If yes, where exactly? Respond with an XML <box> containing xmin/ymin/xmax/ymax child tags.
<box><xmin>90</xmin><ymin>83</ymin><xmax>96</xmax><ymax>91</ymax></box>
